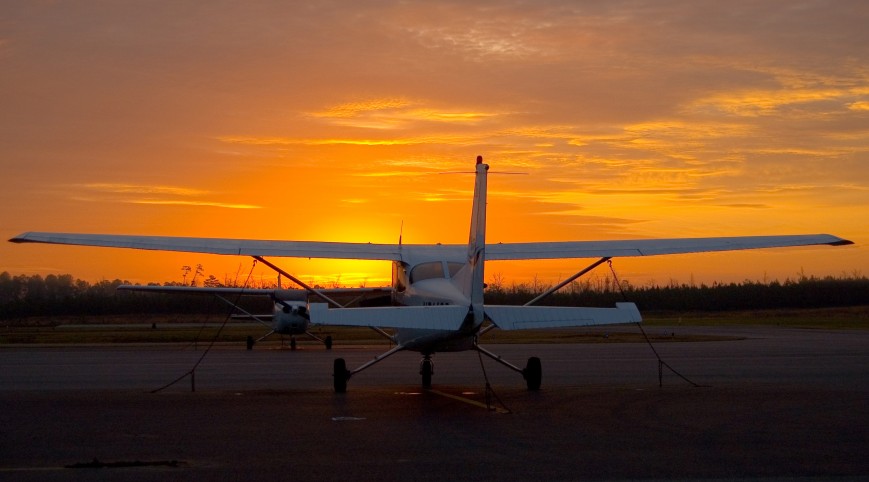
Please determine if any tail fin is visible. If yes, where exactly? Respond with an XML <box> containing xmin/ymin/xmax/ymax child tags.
<box><xmin>454</xmin><ymin>156</ymin><xmax>489</xmax><ymax>326</ymax></box>
<box><xmin>451</xmin><ymin>156</ymin><xmax>488</xmax><ymax>325</ymax></box>
<box><xmin>467</xmin><ymin>156</ymin><xmax>488</xmax><ymax>317</ymax></box>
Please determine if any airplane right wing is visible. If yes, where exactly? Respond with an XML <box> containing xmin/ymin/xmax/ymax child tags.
<box><xmin>486</xmin><ymin>234</ymin><xmax>853</xmax><ymax>260</ymax></box>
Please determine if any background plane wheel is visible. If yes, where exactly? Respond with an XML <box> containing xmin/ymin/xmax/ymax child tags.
<box><xmin>523</xmin><ymin>357</ymin><xmax>542</xmax><ymax>391</ymax></box>
<box><xmin>333</xmin><ymin>358</ymin><xmax>348</xmax><ymax>393</ymax></box>
<box><xmin>420</xmin><ymin>359</ymin><xmax>433</xmax><ymax>389</ymax></box>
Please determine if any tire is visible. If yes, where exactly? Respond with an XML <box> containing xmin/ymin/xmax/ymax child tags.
<box><xmin>523</xmin><ymin>357</ymin><xmax>542</xmax><ymax>391</ymax></box>
<box><xmin>333</xmin><ymin>358</ymin><xmax>348</xmax><ymax>393</ymax></box>
<box><xmin>421</xmin><ymin>359</ymin><xmax>433</xmax><ymax>389</ymax></box>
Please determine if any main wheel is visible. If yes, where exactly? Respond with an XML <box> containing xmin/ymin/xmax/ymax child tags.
<box><xmin>333</xmin><ymin>358</ymin><xmax>348</xmax><ymax>393</ymax></box>
<box><xmin>523</xmin><ymin>357</ymin><xmax>542</xmax><ymax>391</ymax></box>
<box><xmin>420</xmin><ymin>359</ymin><xmax>433</xmax><ymax>389</ymax></box>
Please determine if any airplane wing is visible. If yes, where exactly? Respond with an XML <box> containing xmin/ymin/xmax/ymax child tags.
<box><xmin>117</xmin><ymin>285</ymin><xmax>279</xmax><ymax>296</ymax></box>
<box><xmin>486</xmin><ymin>234</ymin><xmax>852</xmax><ymax>260</ymax></box>
<box><xmin>9</xmin><ymin>232</ymin><xmax>404</xmax><ymax>261</ymax></box>
<box><xmin>116</xmin><ymin>285</ymin><xmax>391</xmax><ymax>297</ymax></box>
<box><xmin>10</xmin><ymin>232</ymin><xmax>851</xmax><ymax>262</ymax></box>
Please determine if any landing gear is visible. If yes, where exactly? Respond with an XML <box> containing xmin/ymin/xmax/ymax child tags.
<box><xmin>420</xmin><ymin>356</ymin><xmax>434</xmax><ymax>389</ymax></box>
<box><xmin>330</xmin><ymin>345</ymin><xmax>406</xmax><ymax>393</ymax></box>
<box><xmin>475</xmin><ymin>344</ymin><xmax>543</xmax><ymax>391</ymax></box>
<box><xmin>523</xmin><ymin>357</ymin><xmax>542</xmax><ymax>391</ymax></box>
<box><xmin>333</xmin><ymin>358</ymin><xmax>349</xmax><ymax>393</ymax></box>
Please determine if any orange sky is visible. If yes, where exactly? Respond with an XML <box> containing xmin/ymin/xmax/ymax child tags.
<box><xmin>1</xmin><ymin>1</ymin><xmax>866</xmax><ymax>288</ymax></box>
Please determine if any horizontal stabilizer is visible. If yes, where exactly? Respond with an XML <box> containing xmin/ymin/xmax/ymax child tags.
<box><xmin>486</xmin><ymin>302</ymin><xmax>642</xmax><ymax>330</ymax></box>
<box><xmin>308</xmin><ymin>304</ymin><xmax>470</xmax><ymax>331</ymax></box>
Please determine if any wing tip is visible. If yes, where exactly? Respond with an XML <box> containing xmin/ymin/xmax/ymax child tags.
<box><xmin>8</xmin><ymin>233</ymin><xmax>31</xmax><ymax>243</ymax></box>
<box><xmin>830</xmin><ymin>239</ymin><xmax>854</xmax><ymax>246</ymax></box>
<box><xmin>821</xmin><ymin>234</ymin><xmax>854</xmax><ymax>246</ymax></box>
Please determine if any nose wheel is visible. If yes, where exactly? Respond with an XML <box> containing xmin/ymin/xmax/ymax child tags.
<box><xmin>420</xmin><ymin>356</ymin><xmax>433</xmax><ymax>389</ymax></box>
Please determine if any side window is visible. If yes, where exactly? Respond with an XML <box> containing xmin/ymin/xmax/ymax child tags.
<box><xmin>393</xmin><ymin>262</ymin><xmax>408</xmax><ymax>292</ymax></box>
<box><xmin>446</xmin><ymin>262</ymin><xmax>464</xmax><ymax>278</ymax></box>
<box><xmin>409</xmin><ymin>262</ymin><xmax>444</xmax><ymax>284</ymax></box>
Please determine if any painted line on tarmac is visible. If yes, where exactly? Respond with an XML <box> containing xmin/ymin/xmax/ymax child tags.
<box><xmin>427</xmin><ymin>389</ymin><xmax>509</xmax><ymax>413</ymax></box>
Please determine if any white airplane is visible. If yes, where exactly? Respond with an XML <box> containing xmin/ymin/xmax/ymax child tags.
<box><xmin>10</xmin><ymin>156</ymin><xmax>853</xmax><ymax>392</ymax></box>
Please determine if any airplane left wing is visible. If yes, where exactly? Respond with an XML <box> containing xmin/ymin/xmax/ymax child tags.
<box><xmin>116</xmin><ymin>285</ymin><xmax>279</xmax><ymax>296</ymax></box>
<box><xmin>115</xmin><ymin>285</ymin><xmax>391</xmax><ymax>297</ymax></box>
<box><xmin>9</xmin><ymin>232</ymin><xmax>404</xmax><ymax>260</ymax></box>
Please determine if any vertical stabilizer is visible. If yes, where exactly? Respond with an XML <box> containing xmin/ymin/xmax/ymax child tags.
<box><xmin>467</xmin><ymin>156</ymin><xmax>488</xmax><ymax>321</ymax></box>
<box><xmin>451</xmin><ymin>156</ymin><xmax>488</xmax><ymax>326</ymax></box>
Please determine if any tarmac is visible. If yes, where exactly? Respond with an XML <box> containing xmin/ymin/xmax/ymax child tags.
<box><xmin>1</xmin><ymin>325</ymin><xmax>867</xmax><ymax>481</ymax></box>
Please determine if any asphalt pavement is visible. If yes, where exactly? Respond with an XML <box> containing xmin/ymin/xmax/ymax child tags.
<box><xmin>1</xmin><ymin>326</ymin><xmax>867</xmax><ymax>481</ymax></box>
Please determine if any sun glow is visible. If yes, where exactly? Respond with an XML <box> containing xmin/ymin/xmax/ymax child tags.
<box><xmin>1</xmin><ymin>2</ymin><xmax>864</xmax><ymax>287</ymax></box>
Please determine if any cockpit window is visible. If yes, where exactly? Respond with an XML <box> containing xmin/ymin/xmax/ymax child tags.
<box><xmin>409</xmin><ymin>262</ymin><xmax>444</xmax><ymax>283</ymax></box>
<box><xmin>446</xmin><ymin>262</ymin><xmax>464</xmax><ymax>278</ymax></box>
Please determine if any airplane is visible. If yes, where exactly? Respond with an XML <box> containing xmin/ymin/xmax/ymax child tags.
<box><xmin>9</xmin><ymin>156</ymin><xmax>853</xmax><ymax>392</ymax></box>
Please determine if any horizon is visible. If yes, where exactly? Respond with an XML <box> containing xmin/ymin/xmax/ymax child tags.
<box><xmin>3</xmin><ymin>264</ymin><xmax>865</xmax><ymax>291</ymax></box>
<box><xmin>1</xmin><ymin>1</ymin><xmax>865</xmax><ymax>287</ymax></box>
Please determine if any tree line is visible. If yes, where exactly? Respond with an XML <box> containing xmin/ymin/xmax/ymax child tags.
<box><xmin>1</xmin><ymin>270</ymin><xmax>867</xmax><ymax>320</ymax></box>
<box><xmin>0</xmin><ymin>272</ymin><xmax>238</xmax><ymax>320</ymax></box>
<box><xmin>485</xmin><ymin>273</ymin><xmax>868</xmax><ymax>312</ymax></box>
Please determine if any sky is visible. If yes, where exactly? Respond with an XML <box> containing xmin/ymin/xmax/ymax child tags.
<box><xmin>1</xmin><ymin>0</ymin><xmax>867</xmax><ymax>289</ymax></box>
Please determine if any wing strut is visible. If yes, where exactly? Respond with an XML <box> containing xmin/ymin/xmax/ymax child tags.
<box><xmin>524</xmin><ymin>257</ymin><xmax>611</xmax><ymax>306</ymax></box>
<box><xmin>348</xmin><ymin>344</ymin><xmax>406</xmax><ymax>378</ymax></box>
<box><xmin>212</xmin><ymin>294</ymin><xmax>273</xmax><ymax>329</ymax></box>
<box><xmin>253</xmin><ymin>256</ymin><xmax>345</xmax><ymax>308</ymax></box>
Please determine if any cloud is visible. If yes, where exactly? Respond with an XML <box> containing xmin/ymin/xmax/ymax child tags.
<box><xmin>83</xmin><ymin>183</ymin><xmax>208</xmax><ymax>197</ymax></box>
<box><xmin>218</xmin><ymin>133</ymin><xmax>486</xmax><ymax>147</ymax></box>
<box><xmin>307</xmin><ymin>98</ymin><xmax>508</xmax><ymax>129</ymax></box>
<box><xmin>76</xmin><ymin>183</ymin><xmax>260</xmax><ymax>209</ymax></box>
<box><xmin>849</xmin><ymin>101</ymin><xmax>869</xmax><ymax>111</ymax></box>
<box><xmin>354</xmin><ymin>170</ymin><xmax>429</xmax><ymax>178</ymax></box>
<box><xmin>129</xmin><ymin>200</ymin><xmax>260</xmax><ymax>209</ymax></box>
<box><xmin>313</xmin><ymin>98</ymin><xmax>415</xmax><ymax>118</ymax></box>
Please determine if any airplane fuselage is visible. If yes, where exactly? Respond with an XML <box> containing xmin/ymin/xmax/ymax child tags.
<box><xmin>389</xmin><ymin>258</ymin><xmax>481</xmax><ymax>353</ymax></box>
<box><xmin>268</xmin><ymin>256</ymin><xmax>481</xmax><ymax>352</ymax></box>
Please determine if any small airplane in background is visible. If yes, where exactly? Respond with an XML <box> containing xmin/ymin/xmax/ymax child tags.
<box><xmin>111</xmin><ymin>283</ymin><xmax>394</xmax><ymax>347</ymax></box>
<box><xmin>10</xmin><ymin>156</ymin><xmax>853</xmax><ymax>392</ymax></box>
